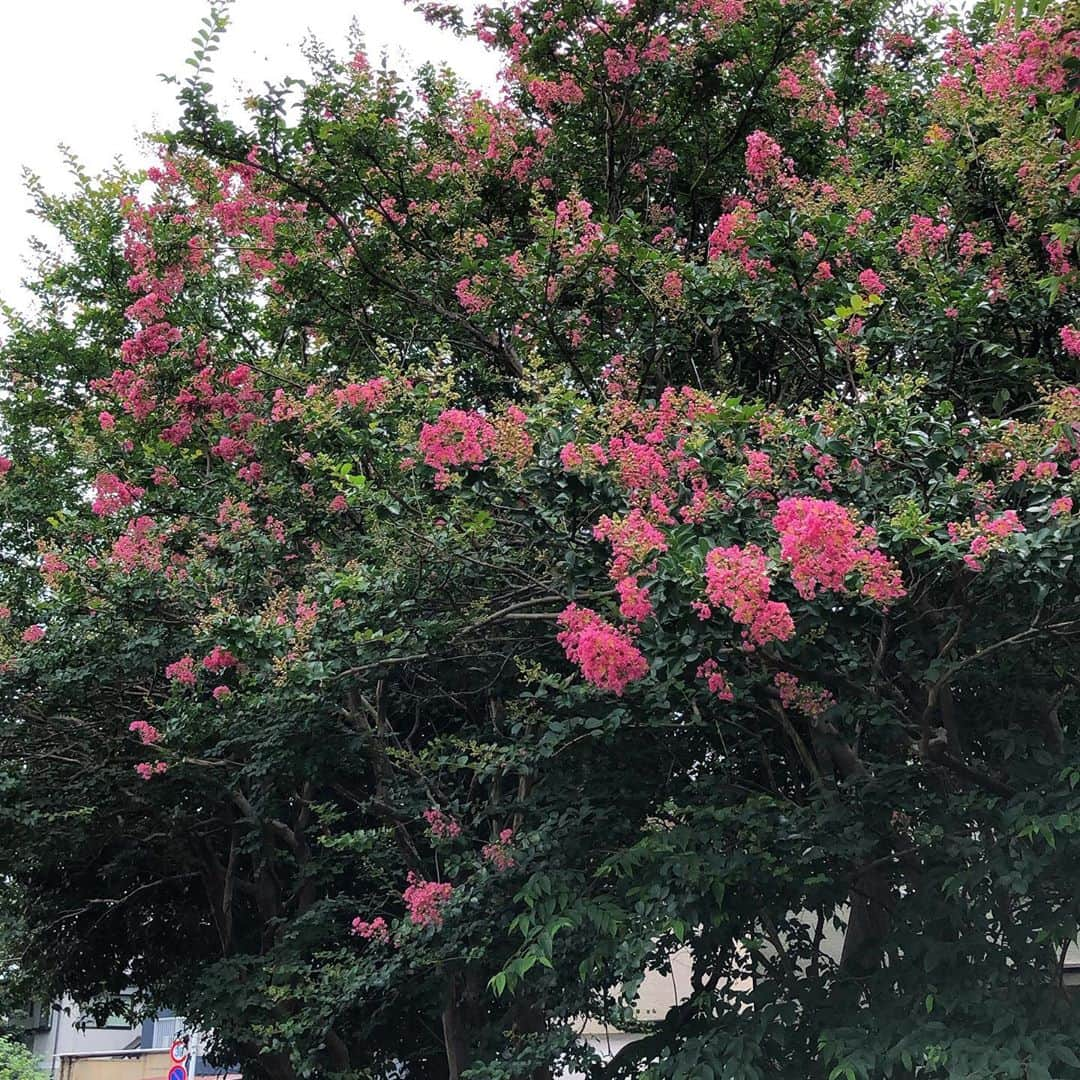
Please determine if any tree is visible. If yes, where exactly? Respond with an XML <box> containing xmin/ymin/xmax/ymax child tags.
<box><xmin>0</xmin><ymin>1</ymin><xmax>1079</xmax><ymax>1078</ymax></box>
<box><xmin>0</xmin><ymin>1038</ymin><xmax>44</xmax><ymax>1080</ymax></box>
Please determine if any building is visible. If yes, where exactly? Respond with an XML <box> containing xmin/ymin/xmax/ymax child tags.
<box><xmin>18</xmin><ymin>1000</ymin><xmax>236</xmax><ymax>1080</ymax></box>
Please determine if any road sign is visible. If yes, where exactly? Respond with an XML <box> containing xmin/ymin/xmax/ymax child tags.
<box><xmin>169</xmin><ymin>1039</ymin><xmax>189</xmax><ymax>1064</ymax></box>
<box><xmin>168</xmin><ymin>1066</ymin><xmax>188</xmax><ymax>1080</ymax></box>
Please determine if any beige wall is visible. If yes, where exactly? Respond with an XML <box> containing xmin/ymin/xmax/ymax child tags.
<box><xmin>58</xmin><ymin>1050</ymin><xmax>172</xmax><ymax>1080</ymax></box>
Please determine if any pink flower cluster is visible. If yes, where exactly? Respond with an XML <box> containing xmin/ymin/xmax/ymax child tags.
<box><xmin>707</xmin><ymin>202</ymin><xmax>763</xmax><ymax>276</ymax></box>
<box><xmin>203</xmin><ymin>645</ymin><xmax>238</xmax><ymax>673</ymax></box>
<box><xmin>22</xmin><ymin>624</ymin><xmax>46</xmax><ymax>644</ymax></box>
<box><xmin>744</xmin><ymin>130</ymin><xmax>784</xmax><ymax>183</ymax></box>
<box><xmin>129</xmin><ymin>720</ymin><xmax>161</xmax><ymax>745</ymax></box>
<box><xmin>896</xmin><ymin>214</ymin><xmax>949</xmax><ymax>260</ymax></box>
<box><xmin>455</xmin><ymin>276</ymin><xmax>492</xmax><ymax>313</ymax></box>
<box><xmin>771</xmin><ymin>498</ymin><xmax>905</xmax><ymax>603</ymax></box>
<box><xmin>703</xmin><ymin>545</ymin><xmax>795</xmax><ymax>647</ymax></box>
<box><xmin>593</xmin><ymin>509</ymin><xmax>667</xmax><ymax>578</ymax></box>
<box><xmin>111</xmin><ymin>517</ymin><xmax>164</xmax><ymax>573</ymax></box>
<box><xmin>774</xmin><ymin>671</ymin><xmax>834</xmax><ymax>718</ymax></box>
<box><xmin>949</xmin><ymin>509</ymin><xmax>1025</xmax><ymax>571</ymax></box>
<box><xmin>482</xmin><ymin>828</ymin><xmax>516</xmax><ymax>871</ymax></box>
<box><xmin>556</xmin><ymin>604</ymin><xmax>649</xmax><ymax>696</ymax></box>
<box><xmin>165</xmin><ymin>655</ymin><xmax>197</xmax><ymax>686</ymax></box>
<box><xmin>686</xmin><ymin>0</ymin><xmax>746</xmax><ymax>27</ymax></box>
<box><xmin>332</xmin><ymin>377</ymin><xmax>389</xmax><ymax>411</ymax></box>
<box><xmin>744</xmin><ymin>449</ymin><xmax>774</xmax><ymax>484</ymax></box>
<box><xmin>91</xmin><ymin>473</ymin><xmax>145</xmax><ymax>517</ymax></box>
<box><xmin>402</xmin><ymin>872</ymin><xmax>454</xmax><ymax>928</ymax></box>
<box><xmin>419</xmin><ymin>408</ymin><xmax>495</xmax><ymax>487</ymax></box>
<box><xmin>423</xmin><ymin>808</ymin><xmax>462</xmax><ymax>839</ymax></box>
<box><xmin>858</xmin><ymin>268</ymin><xmax>885</xmax><ymax>294</ymax></box>
<box><xmin>946</xmin><ymin>18</ymin><xmax>1076</xmax><ymax>105</ymax></box>
<box><xmin>135</xmin><ymin>761</ymin><xmax>168</xmax><ymax>781</ymax></box>
<box><xmin>604</xmin><ymin>45</ymin><xmax>641</xmax><ymax>83</ymax></box>
<box><xmin>351</xmin><ymin>916</ymin><xmax>391</xmax><ymax>943</ymax></box>
<box><xmin>615</xmin><ymin>576</ymin><xmax>653</xmax><ymax>622</ymax></box>
<box><xmin>660</xmin><ymin>270</ymin><xmax>684</xmax><ymax>301</ymax></box>
<box><xmin>696</xmin><ymin>659</ymin><xmax>734</xmax><ymax>701</ymax></box>
<box><xmin>527</xmin><ymin>73</ymin><xmax>585</xmax><ymax>114</ymax></box>
<box><xmin>418</xmin><ymin>407</ymin><xmax>531</xmax><ymax>488</ymax></box>
<box><xmin>40</xmin><ymin>552</ymin><xmax>69</xmax><ymax>586</ymax></box>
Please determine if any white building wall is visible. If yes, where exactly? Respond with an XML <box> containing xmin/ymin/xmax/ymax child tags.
<box><xmin>29</xmin><ymin>998</ymin><xmax>141</xmax><ymax>1078</ymax></box>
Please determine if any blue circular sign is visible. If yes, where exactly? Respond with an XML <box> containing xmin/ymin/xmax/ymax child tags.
<box><xmin>169</xmin><ymin>1066</ymin><xmax>188</xmax><ymax>1080</ymax></box>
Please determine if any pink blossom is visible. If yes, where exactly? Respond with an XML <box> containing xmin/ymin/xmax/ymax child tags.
<box><xmin>211</xmin><ymin>436</ymin><xmax>253</xmax><ymax>462</ymax></box>
<box><xmin>1051</xmin><ymin>496</ymin><xmax>1073</xmax><ymax>517</ymax></box>
<box><xmin>615</xmin><ymin>575</ymin><xmax>653</xmax><ymax>622</ymax></box>
<box><xmin>111</xmin><ymin>516</ymin><xmax>163</xmax><ymax>573</ymax></box>
<box><xmin>333</xmin><ymin>377</ymin><xmax>389</xmax><ymax>411</ymax></box>
<box><xmin>660</xmin><ymin>270</ymin><xmax>683</xmax><ymax>301</ymax></box>
<box><xmin>165</xmin><ymin>655</ymin><xmax>197</xmax><ymax>686</ymax></box>
<box><xmin>744</xmin><ymin>449</ymin><xmax>774</xmax><ymax>484</ymax></box>
<box><xmin>897</xmin><ymin>214</ymin><xmax>949</xmax><ymax>260</ymax></box>
<box><xmin>593</xmin><ymin>509</ymin><xmax>667</xmax><ymax>579</ymax></box>
<box><xmin>858</xmin><ymin>268</ymin><xmax>885</xmax><ymax>294</ymax></box>
<box><xmin>774</xmin><ymin>672</ymin><xmax>833</xmax><ymax>718</ymax></box>
<box><xmin>604</xmin><ymin>45</ymin><xmax>641</xmax><ymax>83</ymax></box>
<box><xmin>697</xmin><ymin>659</ymin><xmax>734</xmax><ymax>701</ymax></box>
<box><xmin>772</xmin><ymin>497</ymin><xmax>905</xmax><ymax>603</ymax></box>
<box><xmin>703</xmin><ymin>544</ymin><xmax>795</xmax><ymax>646</ymax></box>
<box><xmin>745</xmin><ymin>130</ymin><xmax>784</xmax><ymax>182</ymax></box>
<box><xmin>0</xmin><ymin>456</ymin><xmax>10</xmax><ymax>476</ymax></box>
<box><xmin>134</xmin><ymin>761</ymin><xmax>168</xmax><ymax>781</ymax></box>
<box><xmin>527</xmin><ymin>73</ymin><xmax>584</xmax><ymax>112</ymax></box>
<box><xmin>129</xmin><ymin>720</ymin><xmax>161</xmax><ymax>745</ymax></box>
<box><xmin>22</xmin><ymin>624</ymin><xmax>46</xmax><ymax>644</ymax></box>
<box><xmin>402</xmin><ymin>872</ymin><xmax>454</xmax><ymax>928</ymax></box>
<box><xmin>955</xmin><ymin>509</ymin><xmax>1025</xmax><ymax>571</ymax></box>
<box><xmin>423</xmin><ymin>808</ymin><xmax>462</xmax><ymax>839</ymax></box>
<box><xmin>1060</xmin><ymin>326</ymin><xmax>1080</xmax><ymax>357</ymax></box>
<box><xmin>556</xmin><ymin>604</ymin><xmax>649</xmax><ymax>695</ymax></box>
<box><xmin>351</xmin><ymin>916</ymin><xmax>390</xmax><ymax>943</ymax></box>
<box><xmin>202</xmin><ymin>645</ymin><xmax>238</xmax><ymax>673</ymax></box>
<box><xmin>91</xmin><ymin>473</ymin><xmax>144</xmax><ymax>517</ymax></box>
<box><xmin>418</xmin><ymin>409</ymin><xmax>496</xmax><ymax>486</ymax></box>
<box><xmin>212</xmin><ymin>685</ymin><xmax>232</xmax><ymax>701</ymax></box>
<box><xmin>98</xmin><ymin>411</ymin><xmax>116</xmax><ymax>431</ymax></box>
<box><xmin>40</xmin><ymin>552</ymin><xmax>69</xmax><ymax>583</ymax></box>
<box><xmin>455</xmin><ymin>276</ymin><xmax>492</xmax><ymax>314</ymax></box>
<box><xmin>482</xmin><ymin>829</ymin><xmax>516</xmax><ymax>871</ymax></box>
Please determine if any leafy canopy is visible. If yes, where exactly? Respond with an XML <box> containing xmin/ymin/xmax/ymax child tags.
<box><xmin>1</xmin><ymin>1</ymin><xmax>1079</xmax><ymax>1078</ymax></box>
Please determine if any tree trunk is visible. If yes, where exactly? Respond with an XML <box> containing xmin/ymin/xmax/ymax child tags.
<box><xmin>442</xmin><ymin>975</ymin><xmax>471</xmax><ymax>1080</ymax></box>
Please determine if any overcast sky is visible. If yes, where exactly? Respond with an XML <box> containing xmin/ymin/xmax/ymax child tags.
<box><xmin>0</xmin><ymin>0</ymin><xmax>498</xmax><ymax>315</ymax></box>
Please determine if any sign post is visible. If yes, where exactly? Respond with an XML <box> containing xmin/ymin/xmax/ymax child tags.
<box><xmin>169</xmin><ymin>1037</ymin><xmax>189</xmax><ymax>1080</ymax></box>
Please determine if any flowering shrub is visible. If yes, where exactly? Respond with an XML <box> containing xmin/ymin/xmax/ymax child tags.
<box><xmin>1</xmin><ymin>2</ymin><xmax>1079</xmax><ymax>1079</ymax></box>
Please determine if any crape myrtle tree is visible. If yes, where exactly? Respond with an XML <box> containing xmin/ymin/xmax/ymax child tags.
<box><xmin>0</xmin><ymin>0</ymin><xmax>1079</xmax><ymax>1076</ymax></box>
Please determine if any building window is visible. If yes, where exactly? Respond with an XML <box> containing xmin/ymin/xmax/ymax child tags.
<box><xmin>151</xmin><ymin>1015</ymin><xmax>187</xmax><ymax>1047</ymax></box>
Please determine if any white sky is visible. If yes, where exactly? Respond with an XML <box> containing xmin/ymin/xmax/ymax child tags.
<box><xmin>0</xmin><ymin>0</ymin><xmax>498</xmax><ymax>317</ymax></box>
